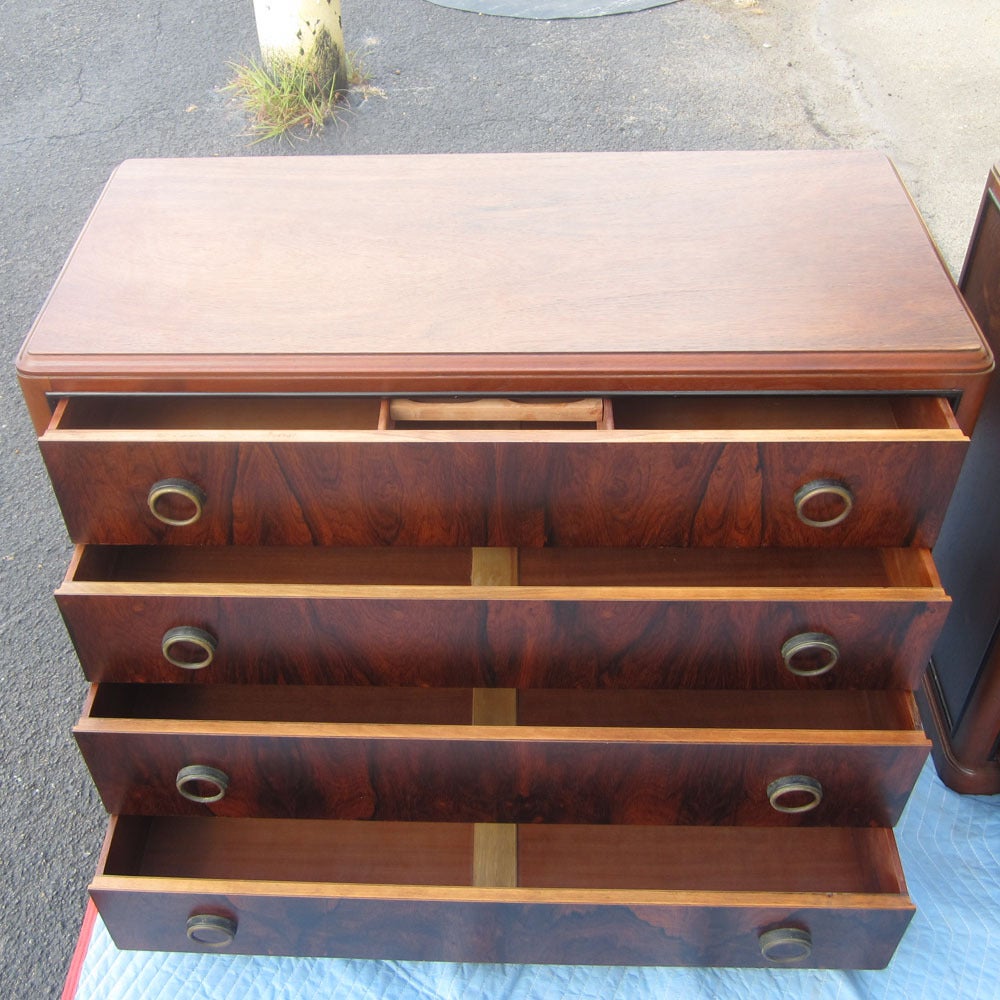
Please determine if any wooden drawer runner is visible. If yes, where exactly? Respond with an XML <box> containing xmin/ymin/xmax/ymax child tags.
<box><xmin>40</xmin><ymin>394</ymin><xmax>967</xmax><ymax>547</ymax></box>
<box><xmin>58</xmin><ymin>545</ymin><xmax>950</xmax><ymax>690</ymax></box>
<box><xmin>75</xmin><ymin>685</ymin><xmax>929</xmax><ymax>826</ymax></box>
<box><xmin>92</xmin><ymin>815</ymin><xmax>914</xmax><ymax>967</ymax></box>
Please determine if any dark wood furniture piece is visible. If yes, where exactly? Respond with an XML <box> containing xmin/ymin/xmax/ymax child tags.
<box><xmin>921</xmin><ymin>161</ymin><xmax>1000</xmax><ymax>794</ymax></box>
<box><xmin>17</xmin><ymin>151</ymin><xmax>993</xmax><ymax>969</ymax></box>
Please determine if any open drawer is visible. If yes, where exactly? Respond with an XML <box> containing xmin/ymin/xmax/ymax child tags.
<box><xmin>75</xmin><ymin>684</ymin><xmax>929</xmax><ymax>826</ymax></box>
<box><xmin>58</xmin><ymin>544</ymin><xmax>950</xmax><ymax>689</ymax></box>
<box><xmin>39</xmin><ymin>393</ymin><xmax>968</xmax><ymax>547</ymax></box>
<box><xmin>91</xmin><ymin>815</ymin><xmax>915</xmax><ymax>967</ymax></box>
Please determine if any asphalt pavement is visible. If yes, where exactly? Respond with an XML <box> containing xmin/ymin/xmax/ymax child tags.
<box><xmin>1</xmin><ymin>1</ymin><xmax>996</xmax><ymax>996</ymax></box>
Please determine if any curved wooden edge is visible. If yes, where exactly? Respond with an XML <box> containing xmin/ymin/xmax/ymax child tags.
<box><xmin>17</xmin><ymin>352</ymin><xmax>994</xmax><ymax>393</ymax></box>
<box><xmin>17</xmin><ymin>373</ymin><xmax>55</xmax><ymax>436</ymax></box>
<box><xmin>916</xmin><ymin>669</ymin><xmax>1000</xmax><ymax>795</ymax></box>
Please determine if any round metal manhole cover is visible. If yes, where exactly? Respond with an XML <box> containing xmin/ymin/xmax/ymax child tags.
<box><xmin>422</xmin><ymin>0</ymin><xmax>683</xmax><ymax>18</ymax></box>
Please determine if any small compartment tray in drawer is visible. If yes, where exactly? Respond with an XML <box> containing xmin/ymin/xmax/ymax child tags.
<box><xmin>75</xmin><ymin>685</ymin><xmax>929</xmax><ymax>827</ymax></box>
<box><xmin>92</xmin><ymin>815</ymin><xmax>914</xmax><ymax>968</ymax></box>
<box><xmin>40</xmin><ymin>393</ymin><xmax>968</xmax><ymax>547</ymax></box>
<box><xmin>58</xmin><ymin>545</ymin><xmax>951</xmax><ymax>690</ymax></box>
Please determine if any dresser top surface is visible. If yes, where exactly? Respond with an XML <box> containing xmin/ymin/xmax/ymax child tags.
<box><xmin>17</xmin><ymin>150</ymin><xmax>991</xmax><ymax>393</ymax></box>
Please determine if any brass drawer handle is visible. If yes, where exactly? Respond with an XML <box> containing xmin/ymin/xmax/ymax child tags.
<box><xmin>176</xmin><ymin>764</ymin><xmax>230</xmax><ymax>804</ymax></box>
<box><xmin>767</xmin><ymin>775</ymin><xmax>823</xmax><ymax>814</ymax></box>
<box><xmin>147</xmin><ymin>478</ymin><xmax>206</xmax><ymax>526</ymax></box>
<box><xmin>161</xmin><ymin>626</ymin><xmax>218</xmax><ymax>670</ymax></box>
<box><xmin>780</xmin><ymin>632</ymin><xmax>840</xmax><ymax>677</ymax></box>
<box><xmin>186</xmin><ymin>913</ymin><xmax>237</xmax><ymax>948</ymax></box>
<box><xmin>793</xmin><ymin>479</ymin><xmax>854</xmax><ymax>528</ymax></box>
<box><xmin>759</xmin><ymin>926</ymin><xmax>812</xmax><ymax>963</ymax></box>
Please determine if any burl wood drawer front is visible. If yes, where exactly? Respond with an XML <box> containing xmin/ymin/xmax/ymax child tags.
<box><xmin>92</xmin><ymin>816</ymin><xmax>914</xmax><ymax>968</ymax></box>
<box><xmin>39</xmin><ymin>394</ymin><xmax>967</xmax><ymax>548</ymax></box>
<box><xmin>75</xmin><ymin>685</ymin><xmax>929</xmax><ymax>826</ymax></box>
<box><xmin>58</xmin><ymin>545</ymin><xmax>950</xmax><ymax>690</ymax></box>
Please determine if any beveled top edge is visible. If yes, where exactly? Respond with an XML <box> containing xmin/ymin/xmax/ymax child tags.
<box><xmin>16</xmin><ymin>347</ymin><xmax>995</xmax><ymax>387</ymax></box>
<box><xmin>16</xmin><ymin>150</ymin><xmax>993</xmax><ymax>391</ymax></box>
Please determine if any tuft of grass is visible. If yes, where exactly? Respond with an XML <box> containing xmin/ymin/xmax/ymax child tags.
<box><xmin>224</xmin><ymin>50</ymin><xmax>372</xmax><ymax>144</ymax></box>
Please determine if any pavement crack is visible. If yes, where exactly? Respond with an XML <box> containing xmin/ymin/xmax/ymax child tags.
<box><xmin>65</xmin><ymin>64</ymin><xmax>85</xmax><ymax>111</ymax></box>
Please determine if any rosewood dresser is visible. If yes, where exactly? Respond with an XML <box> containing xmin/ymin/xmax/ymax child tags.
<box><xmin>16</xmin><ymin>151</ymin><xmax>993</xmax><ymax>969</ymax></box>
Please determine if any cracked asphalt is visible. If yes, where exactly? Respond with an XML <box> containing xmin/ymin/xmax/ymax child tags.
<box><xmin>1</xmin><ymin>1</ymin><xmax>996</xmax><ymax>995</ymax></box>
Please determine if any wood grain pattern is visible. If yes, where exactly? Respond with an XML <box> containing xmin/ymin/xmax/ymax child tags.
<box><xmin>470</xmin><ymin>547</ymin><xmax>518</xmax><ymax>588</ymax></box>
<box><xmin>57</xmin><ymin>589</ymin><xmax>950</xmax><ymax>690</ymax></box>
<box><xmin>91</xmin><ymin>816</ymin><xmax>913</xmax><ymax>967</ymax></box>
<box><xmin>90</xmin><ymin>886</ymin><xmax>914</xmax><ymax>967</ymax></box>
<box><xmin>39</xmin><ymin>432</ymin><xmax>967</xmax><ymax>548</ymax></box>
<box><xmin>21</xmin><ymin>152</ymin><xmax>987</xmax><ymax>968</ymax></box>
<box><xmin>74</xmin><ymin>707</ymin><xmax>928</xmax><ymax>825</ymax></box>
<box><xmin>473</xmin><ymin>824</ymin><xmax>518</xmax><ymax>888</ymax></box>
<box><xmin>389</xmin><ymin>398</ymin><xmax>605</xmax><ymax>424</ymax></box>
<box><xmin>471</xmin><ymin>689</ymin><xmax>518</xmax><ymax>726</ymax></box>
<box><xmin>16</xmin><ymin>153</ymin><xmax>990</xmax><ymax>419</ymax></box>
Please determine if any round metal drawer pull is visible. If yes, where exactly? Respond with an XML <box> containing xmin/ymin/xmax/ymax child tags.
<box><xmin>161</xmin><ymin>626</ymin><xmax>218</xmax><ymax>671</ymax></box>
<box><xmin>780</xmin><ymin>632</ymin><xmax>840</xmax><ymax>677</ymax></box>
<box><xmin>759</xmin><ymin>927</ymin><xmax>812</xmax><ymax>963</ymax></box>
<box><xmin>147</xmin><ymin>478</ymin><xmax>206</xmax><ymax>527</ymax></box>
<box><xmin>186</xmin><ymin>913</ymin><xmax>237</xmax><ymax>948</ymax></box>
<box><xmin>767</xmin><ymin>775</ymin><xmax>823</xmax><ymax>814</ymax></box>
<box><xmin>793</xmin><ymin>479</ymin><xmax>854</xmax><ymax>529</ymax></box>
<box><xmin>176</xmin><ymin>764</ymin><xmax>230</xmax><ymax>804</ymax></box>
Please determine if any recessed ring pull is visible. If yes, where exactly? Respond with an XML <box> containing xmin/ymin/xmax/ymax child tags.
<box><xmin>162</xmin><ymin>626</ymin><xmax>218</xmax><ymax>670</ymax></box>
<box><xmin>186</xmin><ymin>913</ymin><xmax>237</xmax><ymax>948</ymax></box>
<box><xmin>781</xmin><ymin>632</ymin><xmax>840</xmax><ymax>677</ymax></box>
<box><xmin>176</xmin><ymin>764</ymin><xmax>230</xmax><ymax>804</ymax></box>
<box><xmin>759</xmin><ymin>926</ymin><xmax>812</xmax><ymax>963</ymax></box>
<box><xmin>793</xmin><ymin>479</ymin><xmax>854</xmax><ymax>528</ymax></box>
<box><xmin>767</xmin><ymin>775</ymin><xmax>823</xmax><ymax>814</ymax></box>
<box><xmin>147</xmin><ymin>478</ymin><xmax>206</xmax><ymax>526</ymax></box>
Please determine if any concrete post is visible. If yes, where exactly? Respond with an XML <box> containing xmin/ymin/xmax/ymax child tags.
<box><xmin>251</xmin><ymin>0</ymin><xmax>347</xmax><ymax>93</ymax></box>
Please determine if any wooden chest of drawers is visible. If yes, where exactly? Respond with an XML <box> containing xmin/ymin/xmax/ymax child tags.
<box><xmin>17</xmin><ymin>151</ymin><xmax>992</xmax><ymax>969</ymax></box>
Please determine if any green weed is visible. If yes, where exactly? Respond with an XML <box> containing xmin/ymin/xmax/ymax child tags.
<box><xmin>224</xmin><ymin>50</ymin><xmax>372</xmax><ymax>143</ymax></box>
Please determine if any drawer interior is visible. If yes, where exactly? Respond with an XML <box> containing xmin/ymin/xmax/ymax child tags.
<box><xmin>51</xmin><ymin>396</ymin><xmax>385</xmax><ymax>431</ymax></box>
<box><xmin>611</xmin><ymin>394</ymin><xmax>959</xmax><ymax>431</ymax></box>
<box><xmin>69</xmin><ymin>544</ymin><xmax>940</xmax><ymax>590</ymax></box>
<box><xmin>85</xmin><ymin>684</ymin><xmax>924</xmax><ymax>733</ymax></box>
<box><xmin>49</xmin><ymin>393</ymin><xmax>960</xmax><ymax>433</ymax></box>
<box><xmin>100</xmin><ymin>815</ymin><xmax>907</xmax><ymax>895</ymax></box>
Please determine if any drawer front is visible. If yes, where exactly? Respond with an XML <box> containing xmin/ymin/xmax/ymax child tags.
<box><xmin>92</xmin><ymin>885</ymin><xmax>913</xmax><ymax>968</ymax></box>
<box><xmin>58</xmin><ymin>591</ymin><xmax>950</xmax><ymax>690</ymax></box>
<box><xmin>74</xmin><ymin>726</ymin><xmax>928</xmax><ymax>826</ymax></box>
<box><xmin>40</xmin><ymin>437</ymin><xmax>966</xmax><ymax>548</ymax></box>
<box><xmin>92</xmin><ymin>817</ymin><xmax>914</xmax><ymax>968</ymax></box>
